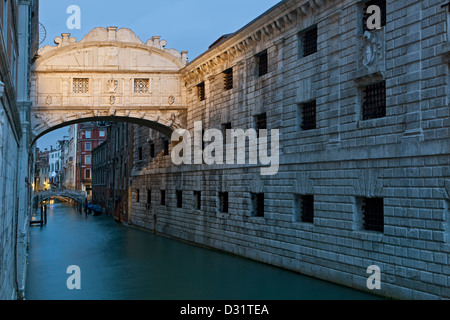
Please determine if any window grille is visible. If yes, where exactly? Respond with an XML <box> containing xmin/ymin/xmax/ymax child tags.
<box><xmin>301</xmin><ymin>195</ymin><xmax>314</xmax><ymax>223</ymax></box>
<box><xmin>194</xmin><ymin>191</ymin><xmax>201</xmax><ymax>210</ymax></box>
<box><xmin>197</xmin><ymin>82</ymin><xmax>205</xmax><ymax>101</ymax></box>
<box><xmin>302</xmin><ymin>26</ymin><xmax>318</xmax><ymax>57</ymax></box>
<box><xmin>134</xmin><ymin>78</ymin><xmax>149</xmax><ymax>93</ymax></box>
<box><xmin>301</xmin><ymin>101</ymin><xmax>317</xmax><ymax>130</ymax></box>
<box><xmin>257</xmin><ymin>51</ymin><xmax>268</xmax><ymax>77</ymax></box>
<box><xmin>73</xmin><ymin>78</ymin><xmax>89</xmax><ymax>93</ymax></box>
<box><xmin>363</xmin><ymin>0</ymin><xmax>386</xmax><ymax>32</ymax></box>
<box><xmin>219</xmin><ymin>192</ymin><xmax>228</xmax><ymax>213</ymax></box>
<box><xmin>362</xmin><ymin>82</ymin><xmax>386</xmax><ymax>120</ymax></box>
<box><xmin>223</xmin><ymin>68</ymin><xmax>233</xmax><ymax>90</ymax></box>
<box><xmin>251</xmin><ymin>193</ymin><xmax>264</xmax><ymax>217</ymax></box>
<box><xmin>362</xmin><ymin>198</ymin><xmax>384</xmax><ymax>232</ymax></box>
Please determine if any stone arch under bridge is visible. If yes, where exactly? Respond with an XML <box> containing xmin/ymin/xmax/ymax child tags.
<box><xmin>31</xmin><ymin>27</ymin><xmax>188</xmax><ymax>144</ymax></box>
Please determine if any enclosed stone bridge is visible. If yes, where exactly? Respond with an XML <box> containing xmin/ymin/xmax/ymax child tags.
<box><xmin>31</xmin><ymin>27</ymin><xmax>188</xmax><ymax>144</ymax></box>
<box><xmin>33</xmin><ymin>188</ymin><xmax>87</xmax><ymax>206</ymax></box>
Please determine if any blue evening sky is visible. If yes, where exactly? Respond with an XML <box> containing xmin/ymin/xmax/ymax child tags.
<box><xmin>36</xmin><ymin>0</ymin><xmax>281</xmax><ymax>150</ymax></box>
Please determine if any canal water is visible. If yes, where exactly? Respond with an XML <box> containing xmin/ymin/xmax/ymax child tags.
<box><xmin>25</xmin><ymin>202</ymin><xmax>381</xmax><ymax>300</ymax></box>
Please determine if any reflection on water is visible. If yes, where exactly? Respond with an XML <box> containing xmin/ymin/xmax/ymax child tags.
<box><xmin>25</xmin><ymin>202</ymin><xmax>382</xmax><ymax>300</ymax></box>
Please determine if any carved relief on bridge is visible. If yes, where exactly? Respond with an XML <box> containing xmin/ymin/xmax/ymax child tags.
<box><xmin>31</xmin><ymin>27</ymin><xmax>189</xmax><ymax>138</ymax></box>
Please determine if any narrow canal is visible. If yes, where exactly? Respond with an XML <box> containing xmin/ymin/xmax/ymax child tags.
<box><xmin>25</xmin><ymin>201</ymin><xmax>381</xmax><ymax>300</ymax></box>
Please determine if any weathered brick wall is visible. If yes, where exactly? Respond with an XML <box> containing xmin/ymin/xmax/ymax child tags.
<box><xmin>130</xmin><ymin>0</ymin><xmax>450</xmax><ymax>299</ymax></box>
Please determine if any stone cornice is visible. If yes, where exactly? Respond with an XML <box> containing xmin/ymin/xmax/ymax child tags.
<box><xmin>181</xmin><ymin>0</ymin><xmax>333</xmax><ymax>87</ymax></box>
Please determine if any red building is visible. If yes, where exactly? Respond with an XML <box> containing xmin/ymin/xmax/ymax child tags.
<box><xmin>76</xmin><ymin>122</ymin><xmax>108</xmax><ymax>199</ymax></box>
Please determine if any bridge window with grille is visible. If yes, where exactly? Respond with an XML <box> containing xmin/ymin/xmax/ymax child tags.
<box><xmin>251</xmin><ymin>193</ymin><xmax>264</xmax><ymax>217</ymax></box>
<box><xmin>360</xmin><ymin>197</ymin><xmax>384</xmax><ymax>232</ymax></box>
<box><xmin>223</xmin><ymin>68</ymin><xmax>233</xmax><ymax>90</ymax></box>
<box><xmin>298</xmin><ymin>100</ymin><xmax>317</xmax><ymax>130</ymax></box>
<box><xmin>299</xmin><ymin>25</ymin><xmax>318</xmax><ymax>58</ymax></box>
<box><xmin>134</xmin><ymin>78</ymin><xmax>149</xmax><ymax>93</ymax></box>
<box><xmin>197</xmin><ymin>82</ymin><xmax>206</xmax><ymax>101</ymax></box>
<box><xmin>256</xmin><ymin>50</ymin><xmax>268</xmax><ymax>77</ymax></box>
<box><xmin>219</xmin><ymin>192</ymin><xmax>228</xmax><ymax>213</ymax></box>
<box><xmin>362</xmin><ymin>0</ymin><xmax>386</xmax><ymax>32</ymax></box>
<box><xmin>362</xmin><ymin>81</ymin><xmax>386</xmax><ymax>120</ymax></box>
<box><xmin>73</xmin><ymin>78</ymin><xmax>89</xmax><ymax>93</ymax></box>
<box><xmin>294</xmin><ymin>194</ymin><xmax>314</xmax><ymax>223</ymax></box>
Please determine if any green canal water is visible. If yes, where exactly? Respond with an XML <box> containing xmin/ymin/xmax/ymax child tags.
<box><xmin>25</xmin><ymin>202</ymin><xmax>382</xmax><ymax>300</ymax></box>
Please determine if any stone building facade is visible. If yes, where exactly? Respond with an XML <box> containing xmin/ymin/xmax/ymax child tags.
<box><xmin>92</xmin><ymin>121</ymin><xmax>132</xmax><ymax>222</ymax></box>
<box><xmin>0</xmin><ymin>0</ymin><xmax>39</xmax><ymax>300</ymax></box>
<box><xmin>127</xmin><ymin>0</ymin><xmax>450</xmax><ymax>300</ymax></box>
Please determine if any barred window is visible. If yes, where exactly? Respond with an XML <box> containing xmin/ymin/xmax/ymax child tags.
<box><xmin>362</xmin><ymin>0</ymin><xmax>386</xmax><ymax>32</ymax></box>
<box><xmin>197</xmin><ymin>82</ymin><xmax>205</xmax><ymax>101</ymax></box>
<box><xmin>194</xmin><ymin>191</ymin><xmax>201</xmax><ymax>210</ymax></box>
<box><xmin>176</xmin><ymin>190</ymin><xmax>183</xmax><ymax>208</ymax></box>
<box><xmin>150</xmin><ymin>142</ymin><xmax>155</xmax><ymax>158</ymax></box>
<box><xmin>136</xmin><ymin>189</ymin><xmax>140</xmax><ymax>203</ymax></box>
<box><xmin>147</xmin><ymin>189</ymin><xmax>152</xmax><ymax>205</ymax></box>
<box><xmin>256</xmin><ymin>50</ymin><xmax>268</xmax><ymax>77</ymax></box>
<box><xmin>299</xmin><ymin>100</ymin><xmax>316</xmax><ymax>130</ymax></box>
<box><xmin>362</xmin><ymin>81</ymin><xmax>386</xmax><ymax>120</ymax></box>
<box><xmin>301</xmin><ymin>195</ymin><xmax>314</xmax><ymax>223</ymax></box>
<box><xmin>160</xmin><ymin>190</ymin><xmax>166</xmax><ymax>206</ymax></box>
<box><xmin>223</xmin><ymin>68</ymin><xmax>233</xmax><ymax>90</ymax></box>
<box><xmin>362</xmin><ymin>197</ymin><xmax>384</xmax><ymax>232</ymax></box>
<box><xmin>219</xmin><ymin>192</ymin><xmax>229</xmax><ymax>213</ymax></box>
<box><xmin>251</xmin><ymin>193</ymin><xmax>264</xmax><ymax>217</ymax></box>
<box><xmin>138</xmin><ymin>147</ymin><xmax>143</xmax><ymax>160</ymax></box>
<box><xmin>300</xmin><ymin>25</ymin><xmax>318</xmax><ymax>58</ymax></box>
<box><xmin>255</xmin><ymin>113</ymin><xmax>267</xmax><ymax>138</ymax></box>
<box><xmin>134</xmin><ymin>78</ymin><xmax>149</xmax><ymax>93</ymax></box>
<box><xmin>73</xmin><ymin>78</ymin><xmax>89</xmax><ymax>93</ymax></box>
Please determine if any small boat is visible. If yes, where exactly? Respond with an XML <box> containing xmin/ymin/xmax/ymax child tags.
<box><xmin>92</xmin><ymin>205</ymin><xmax>102</xmax><ymax>216</ymax></box>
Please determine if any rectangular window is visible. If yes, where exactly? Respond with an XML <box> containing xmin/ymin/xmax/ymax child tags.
<box><xmin>160</xmin><ymin>190</ymin><xmax>166</xmax><ymax>206</ymax></box>
<box><xmin>223</xmin><ymin>68</ymin><xmax>233</xmax><ymax>90</ymax></box>
<box><xmin>136</xmin><ymin>189</ymin><xmax>140</xmax><ymax>203</ymax></box>
<box><xmin>138</xmin><ymin>147</ymin><xmax>143</xmax><ymax>160</ymax></box>
<box><xmin>85</xmin><ymin>169</ymin><xmax>91</xmax><ymax>180</ymax></box>
<box><xmin>197</xmin><ymin>82</ymin><xmax>205</xmax><ymax>101</ymax></box>
<box><xmin>150</xmin><ymin>142</ymin><xmax>155</xmax><ymax>158</ymax></box>
<box><xmin>256</xmin><ymin>50</ymin><xmax>268</xmax><ymax>77</ymax></box>
<box><xmin>300</xmin><ymin>25</ymin><xmax>318</xmax><ymax>58</ymax></box>
<box><xmin>85</xmin><ymin>142</ymin><xmax>92</xmax><ymax>151</ymax></box>
<box><xmin>194</xmin><ymin>191</ymin><xmax>201</xmax><ymax>210</ymax></box>
<box><xmin>361</xmin><ymin>197</ymin><xmax>384</xmax><ymax>232</ymax></box>
<box><xmin>251</xmin><ymin>193</ymin><xmax>264</xmax><ymax>217</ymax></box>
<box><xmin>176</xmin><ymin>190</ymin><xmax>183</xmax><ymax>209</ymax></box>
<box><xmin>255</xmin><ymin>113</ymin><xmax>267</xmax><ymax>138</ymax></box>
<box><xmin>363</xmin><ymin>0</ymin><xmax>386</xmax><ymax>32</ymax></box>
<box><xmin>85</xmin><ymin>131</ymin><xmax>91</xmax><ymax>139</ymax></box>
<box><xmin>134</xmin><ymin>78</ymin><xmax>149</xmax><ymax>93</ymax></box>
<box><xmin>147</xmin><ymin>189</ymin><xmax>151</xmax><ymax>205</ymax></box>
<box><xmin>299</xmin><ymin>100</ymin><xmax>317</xmax><ymax>130</ymax></box>
<box><xmin>219</xmin><ymin>192</ymin><xmax>229</xmax><ymax>213</ymax></box>
<box><xmin>73</xmin><ymin>78</ymin><xmax>89</xmax><ymax>93</ymax></box>
<box><xmin>296</xmin><ymin>195</ymin><xmax>314</xmax><ymax>223</ymax></box>
<box><xmin>85</xmin><ymin>155</ymin><xmax>91</xmax><ymax>165</ymax></box>
<box><xmin>362</xmin><ymin>81</ymin><xmax>386</xmax><ymax>120</ymax></box>
<box><xmin>99</xmin><ymin>130</ymin><xmax>105</xmax><ymax>137</ymax></box>
<box><xmin>163</xmin><ymin>138</ymin><xmax>169</xmax><ymax>156</ymax></box>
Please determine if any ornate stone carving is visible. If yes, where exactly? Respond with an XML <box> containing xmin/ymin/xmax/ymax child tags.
<box><xmin>106</xmin><ymin>79</ymin><xmax>119</xmax><ymax>93</ymax></box>
<box><xmin>362</xmin><ymin>31</ymin><xmax>382</xmax><ymax>68</ymax></box>
<box><xmin>168</xmin><ymin>95</ymin><xmax>175</xmax><ymax>105</ymax></box>
<box><xmin>45</xmin><ymin>95</ymin><xmax>52</xmax><ymax>105</ymax></box>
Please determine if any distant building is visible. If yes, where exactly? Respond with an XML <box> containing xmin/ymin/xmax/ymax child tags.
<box><xmin>92</xmin><ymin>122</ymin><xmax>131</xmax><ymax>222</ymax></box>
<box><xmin>76</xmin><ymin>122</ymin><xmax>108</xmax><ymax>199</ymax></box>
